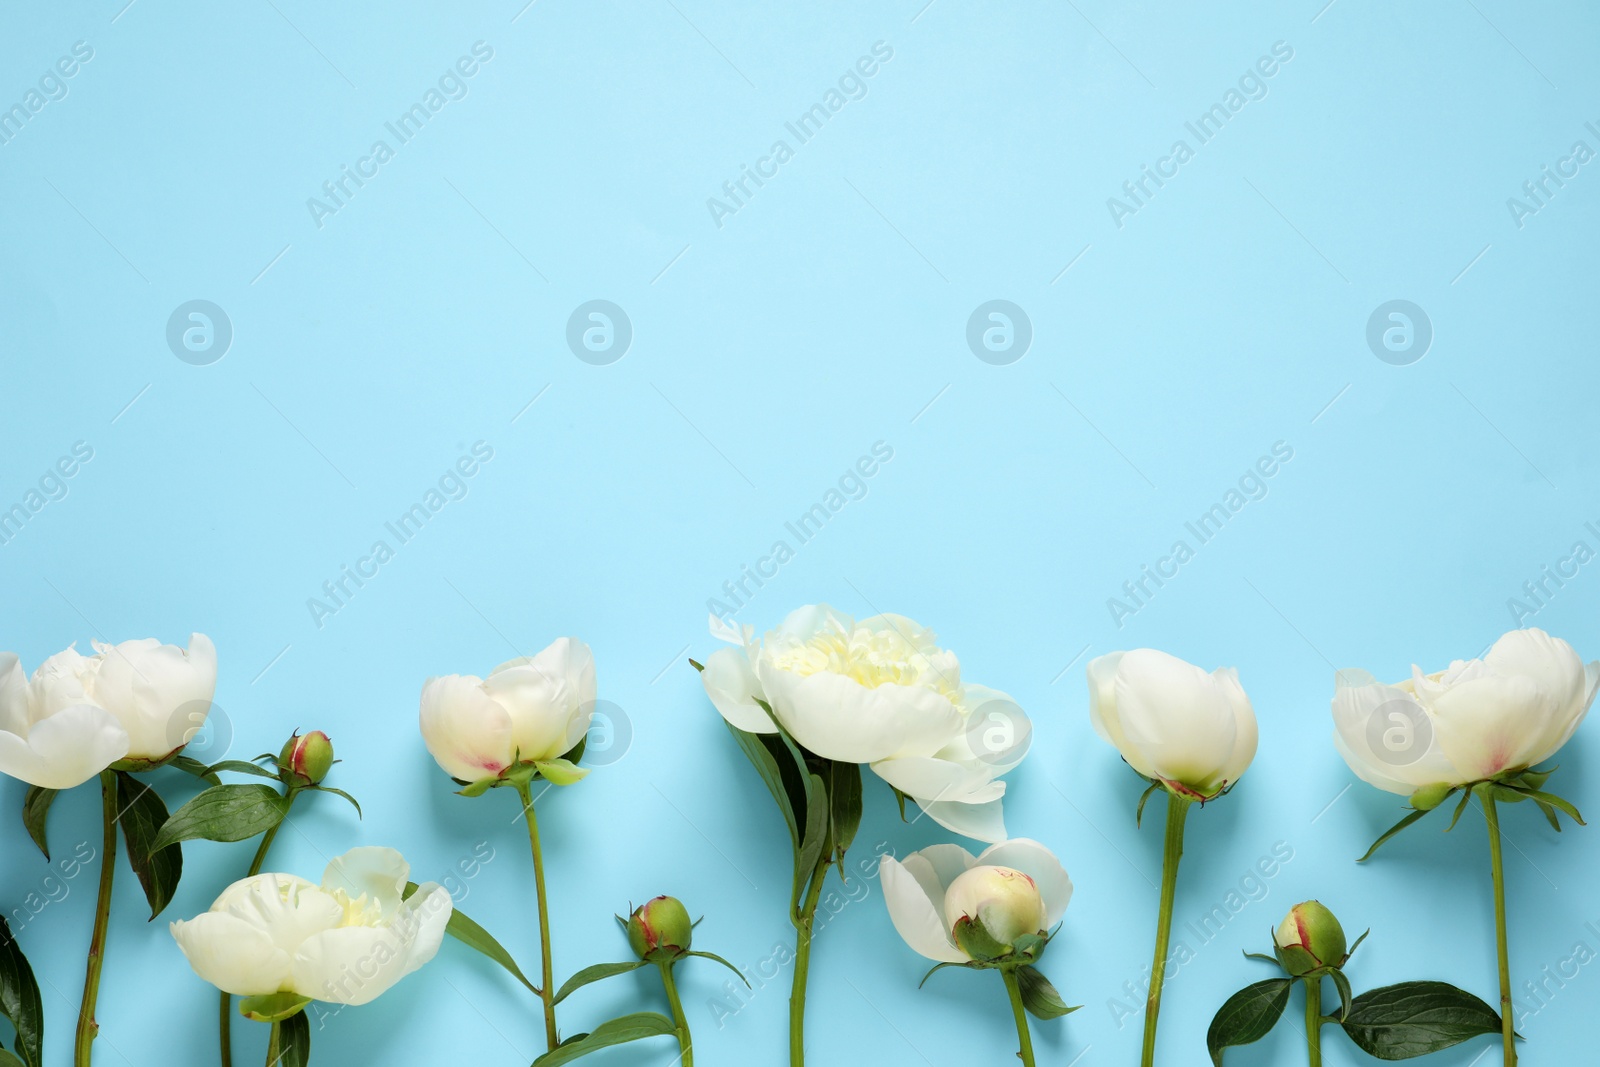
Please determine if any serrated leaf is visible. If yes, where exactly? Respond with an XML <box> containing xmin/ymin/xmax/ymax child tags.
<box><xmin>1358</xmin><ymin>808</ymin><xmax>1430</xmax><ymax>862</ymax></box>
<box><xmin>1207</xmin><ymin>978</ymin><xmax>1293</xmax><ymax>1066</ymax></box>
<box><xmin>0</xmin><ymin>916</ymin><xmax>43</xmax><ymax>1067</ymax></box>
<box><xmin>531</xmin><ymin>1011</ymin><xmax>678</xmax><ymax>1066</ymax></box>
<box><xmin>1016</xmin><ymin>965</ymin><xmax>1078</xmax><ymax>1020</ymax></box>
<box><xmin>238</xmin><ymin>992</ymin><xmax>311</xmax><ymax>1022</ymax></box>
<box><xmin>552</xmin><ymin>961</ymin><xmax>644</xmax><ymax>1005</ymax></box>
<box><xmin>20</xmin><ymin>789</ymin><xmax>54</xmax><ymax>861</ymax></box>
<box><xmin>404</xmin><ymin>881</ymin><xmax>538</xmax><ymax>994</ymax></box>
<box><xmin>1340</xmin><ymin>981</ymin><xmax>1503</xmax><ymax>1060</ymax></box>
<box><xmin>151</xmin><ymin>784</ymin><xmax>289</xmax><ymax>853</ymax></box>
<box><xmin>277</xmin><ymin>1008</ymin><xmax>310</xmax><ymax>1067</ymax></box>
<box><xmin>827</xmin><ymin>760</ymin><xmax>862</xmax><ymax>867</ymax></box>
<box><xmin>115</xmin><ymin>773</ymin><xmax>182</xmax><ymax>919</ymax></box>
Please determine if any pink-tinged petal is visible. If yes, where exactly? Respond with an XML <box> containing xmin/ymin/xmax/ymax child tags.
<box><xmin>419</xmin><ymin>674</ymin><xmax>513</xmax><ymax>782</ymax></box>
<box><xmin>1431</xmin><ymin>673</ymin><xmax>1554</xmax><ymax>781</ymax></box>
<box><xmin>974</xmin><ymin>839</ymin><xmax>1073</xmax><ymax>929</ymax></box>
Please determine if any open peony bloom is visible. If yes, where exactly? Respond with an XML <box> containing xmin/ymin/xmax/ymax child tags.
<box><xmin>0</xmin><ymin>634</ymin><xmax>217</xmax><ymax>788</ymax></box>
<box><xmin>1087</xmin><ymin>648</ymin><xmax>1256</xmax><ymax>800</ymax></box>
<box><xmin>171</xmin><ymin>847</ymin><xmax>451</xmax><ymax>1006</ymax></box>
<box><xmin>701</xmin><ymin>606</ymin><xmax>1031</xmax><ymax>842</ymax></box>
<box><xmin>1332</xmin><ymin>628</ymin><xmax>1598</xmax><ymax>795</ymax></box>
<box><xmin>420</xmin><ymin>637</ymin><xmax>596</xmax><ymax>786</ymax></box>
<box><xmin>880</xmin><ymin>839</ymin><xmax>1071</xmax><ymax>964</ymax></box>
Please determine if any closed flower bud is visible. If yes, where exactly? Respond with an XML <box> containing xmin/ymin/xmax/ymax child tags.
<box><xmin>626</xmin><ymin>896</ymin><xmax>693</xmax><ymax>962</ymax></box>
<box><xmin>1274</xmin><ymin>900</ymin><xmax>1347</xmax><ymax>977</ymax></box>
<box><xmin>944</xmin><ymin>865</ymin><xmax>1046</xmax><ymax>962</ymax></box>
<box><xmin>280</xmin><ymin>730</ymin><xmax>335</xmax><ymax>785</ymax></box>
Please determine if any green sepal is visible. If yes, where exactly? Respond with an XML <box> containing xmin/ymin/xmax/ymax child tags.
<box><xmin>20</xmin><ymin>788</ymin><xmax>54</xmax><ymax>861</ymax></box>
<box><xmin>204</xmin><ymin>759</ymin><xmax>280</xmax><ymax>781</ymax></box>
<box><xmin>1510</xmin><ymin>786</ymin><xmax>1584</xmax><ymax>826</ymax></box>
<box><xmin>533</xmin><ymin>758</ymin><xmax>588</xmax><ymax>786</ymax></box>
<box><xmin>457</xmin><ymin>777</ymin><xmax>497</xmax><ymax>798</ymax></box>
<box><xmin>166</xmin><ymin>754</ymin><xmax>222</xmax><ymax>786</ymax></box>
<box><xmin>1015</xmin><ymin>964</ymin><xmax>1077</xmax><ymax>1019</ymax></box>
<box><xmin>310</xmin><ymin>785</ymin><xmax>362</xmax><ymax>817</ymax></box>
<box><xmin>1207</xmin><ymin>978</ymin><xmax>1293</xmax><ymax>1066</ymax></box>
<box><xmin>0</xmin><ymin>915</ymin><xmax>43</xmax><ymax>1067</ymax></box>
<box><xmin>1445</xmin><ymin>788</ymin><xmax>1474</xmax><ymax>832</ymax></box>
<box><xmin>238</xmin><ymin>992</ymin><xmax>312</xmax><ymax>1022</ymax></box>
<box><xmin>918</xmin><ymin>961</ymin><xmax>969</xmax><ymax>988</ymax></box>
<box><xmin>552</xmin><ymin>961</ymin><xmax>644</xmax><ymax>1005</ymax></box>
<box><xmin>1408</xmin><ymin>783</ymin><xmax>1454</xmax><ymax>812</ymax></box>
<box><xmin>953</xmin><ymin>917</ymin><xmax>1010</xmax><ymax>962</ymax></box>
<box><xmin>403</xmin><ymin>881</ymin><xmax>538</xmax><ymax>994</ymax></box>
<box><xmin>687</xmin><ymin>950</ymin><xmax>749</xmax><ymax>986</ymax></box>
<box><xmin>114</xmin><ymin>772</ymin><xmax>182</xmax><ymax>919</ymax></box>
<box><xmin>1135</xmin><ymin>781</ymin><xmax>1162</xmax><ymax>828</ymax></box>
<box><xmin>1358</xmin><ymin>807</ymin><xmax>1430</xmax><ymax>862</ymax></box>
<box><xmin>530</xmin><ymin>1011</ymin><xmax>678</xmax><ymax>1065</ymax></box>
<box><xmin>150</xmin><ymin>784</ymin><xmax>290</xmax><ymax>853</ymax></box>
<box><xmin>1346</xmin><ymin>928</ymin><xmax>1370</xmax><ymax>961</ymax></box>
<box><xmin>1242</xmin><ymin>951</ymin><xmax>1277</xmax><ymax>965</ymax></box>
<box><xmin>1328</xmin><ymin>968</ymin><xmax>1353</xmax><ymax>1023</ymax></box>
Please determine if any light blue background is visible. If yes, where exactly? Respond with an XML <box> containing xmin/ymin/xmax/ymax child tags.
<box><xmin>2</xmin><ymin>1</ymin><xmax>1598</xmax><ymax>1064</ymax></box>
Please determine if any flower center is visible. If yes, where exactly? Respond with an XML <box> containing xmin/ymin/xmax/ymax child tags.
<box><xmin>768</xmin><ymin>624</ymin><xmax>962</xmax><ymax>699</ymax></box>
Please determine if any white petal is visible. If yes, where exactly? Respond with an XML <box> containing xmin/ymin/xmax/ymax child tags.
<box><xmin>1330</xmin><ymin>673</ymin><xmax>1454</xmax><ymax>792</ymax></box>
<box><xmin>700</xmin><ymin>647</ymin><xmax>776</xmax><ymax>734</ymax></box>
<box><xmin>1112</xmin><ymin>650</ymin><xmax>1238</xmax><ymax>791</ymax></box>
<box><xmin>974</xmin><ymin>839</ymin><xmax>1073</xmax><ymax>929</ymax></box>
<box><xmin>213</xmin><ymin>876</ymin><xmax>344</xmax><ymax>956</ymax></box>
<box><xmin>171</xmin><ymin>912</ymin><xmax>293</xmax><ymax>996</ymax></box>
<box><xmin>758</xmin><ymin>667</ymin><xmax>962</xmax><ymax>764</ymax></box>
<box><xmin>914</xmin><ymin>795</ymin><xmax>1008</xmax><ymax>843</ymax></box>
<box><xmin>323</xmin><ymin>848</ymin><xmax>409</xmax><ymax>919</ymax></box>
<box><xmin>1483</xmin><ymin>629</ymin><xmax>1589</xmax><ymax>763</ymax></box>
<box><xmin>1430</xmin><ymin>673</ymin><xmax>1555</xmax><ymax>781</ymax></box>
<box><xmin>394</xmin><ymin>882</ymin><xmax>453</xmax><ymax>977</ymax></box>
<box><xmin>419</xmin><ymin>675</ymin><xmax>513</xmax><ymax>781</ymax></box>
<box><xmin>89</xmin><ymin>634</ymin><xmax>218</xmax><ymax>760</ymax></box>
<box><xmin>1210</xmin><ymin>668</ymin><xmax>1258</xmax><ymax>787</ymax></box>
<box><xmin>943</xmin><ymin>685</ymin><xmax>1031</xmax><ymax>773</ymax></box>
<box><xmin>869</xmin><ymin>756</ymin><xmax>1004</xmax><ymax>806</ymax></box>
<box><xmin>485</xmin><ymin>638</ymin><xmax>594</xmax><ymax>763</ymax></box>
<box><xmin>0</xmin><ymin>703</ymin><xmax>128</xmax><ymax>789</ymax></box>
<box><xmin>292</xmin><ymin>927</ymin><xmax>413</xmax><ymax>1005</ymax></box>
<box><xmin>879</xmin><ymin>855</ymin><xmax>965</xmax><ymax>963</ymax></box>
<box><xmin>0</xmin><ymin>653</ymin><xmax>29</xmax><ymax>737</ymax></box>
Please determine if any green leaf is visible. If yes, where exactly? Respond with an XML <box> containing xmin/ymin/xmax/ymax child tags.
<box><xmin>1445</xmin><ymin>788</ymin><xmax>1473</xmax><ymax>832</ymax></box>
<box><xmin>238</xmin><ymin>992</ymin><xmax>311</xmax><ymax>1022</ymax></box>
<box><xmin>166</xmin><ymin>755</ymin><xmax>222</xmax><ymax>786</ymax></box>
<box><xmin>1329</xmin><ymin>969</ymin><xmax>1353</xmax><ymax>1023</ymax></box>
<box><xmin>204</xmin><ymin>759</ymin><xmax>280</xmax><ymax>781</ymax></box>
<box><xmin>918</xmin><ymin>962</ymin><xmax>966</xmax><ymax>988</ymax></box>
<box><xmin>1358</xmin><ymin>808</ymin><xmax>1430</xmax><ymax>862</ymax></box>
<box><xmin>20</xmin><ymin>789</ymin><xmax>54</xmax><ymax>861</ymax></box>
<box><xmin>1135</xmin><ymin>781</ymin><xmax>1161</xmax><ymax>828</ymax></box>
<box><xmin>1207</xmin><ymin>978</ymin><xmax>1293</xmax><ymax>1066</ymax></box>
<box><xmin>1534</xmin><ymin>799</ymin><xmax>1562</xmax><ymax>832</ymax></box>
<box><xmin>827</xmin><ymin>760</ymin><xmax>863</xmax><ymax>867</ymax></box>
<box><xmin>1340</xmin><ymin>980</ymin><xmax>1504</xmax><ymax>1060</ymax></box>
<box><xmin>1347</xmin><ymin>929</ymin><xmax>1370</xmax><ymax>961</ymax></box>
<box><xmin>277</xmin><ymin>1008</ymin><xmax>310</xmax><ymax>1067</ymax></box>
<box><xmin>403</xmin><ymin>881</ymin><xmax>538</xmax><ymax>995</ymax></box>
<box><xmin>723</xmin><ymin>723</ymin><xmax>801</xmax><ymax>854</ymax></box>
<box><xmin>0</xmin><ymin>1050</ymin><xmax>25</xmax><ymax>1067</ymax></box>
<box><xmin>311</xmin><ymin>785</ymin><xmax>362</xmax><ymax>817</ymax></box>
<box><xmin>151</xmin><ymin>784</ymin><xmax>290</xmax><ymax>853</ymax></box>
<box><xmin>534</xmin><ymin>758</ymin><xmax>589</xmax><ymax>786</ymax></box>
<box><xmin>686</xmin><ymin>951</ymin><xmax>749</xmax><ymax>987</ymax></box>
<box><xmin>0</xmin><ymin>916</ymin><xmax>43</xmax><ymax>1067</ymax></box>
<box><xmin>792</xmin><ymin>763</ymin><xmax>830</xmax><ymax>915</ymax></box>
<box><xmin>1016</xmin><ymin>965</ymin><xmax>1078</xmax><ymax>1020</ymax></box>
<box><xmin>115</xmin><ymin>773</ymin><xmax>182</xmax><ymax>919</ymax></box>
<box><xmin>1242</xmin><ymin>951</ymin><xmax>1277</xmax><ymax>965</ymax></box>
<box><xmin>1514</xmin><ymin>786</ymin><xmax>1585</xmax><ymax>826</ymax></box>
<box><xmin>531</xmin><ymin>1011</ymin><xmax>678</xmax><ymax>1066</ymax></box>
<box><xmin>552</xmin><ymin>961</ymin><xmax>644</xmax><ymax>1005</ymax></box>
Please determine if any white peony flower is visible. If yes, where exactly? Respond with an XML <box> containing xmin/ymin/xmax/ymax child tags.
<box><xmin>701</xmin><ymin>605</ymin><xmax>1031</xmax><ymax>842</ymax></box>
<box><xmin>1087</xmin><ymin>648</ymin><xmax>1256</xmax><ymax>799</ymax></box>
<box><xmin>879</xmin><ymin>839</ymin><xmax>1071</xmax><ymax>964</ymax></box>
<box><xmin>419</xmin><ymin>637</ymin><xmax>596</xmax><ymax>786</ymax></box>
<box><xmin>170</xmin><ymin>847</ymin><xmax>451</xmax><ymax>1006</ymax></box>
<box><xmin>0</xmin><ymin>633</ymin><xmax>217</xmax><ymax>788</ymax></box>
<box><xmin>1332</xmin><ymin>627</ymin><xmax>1598</xmax><ymax>794</ymax></box>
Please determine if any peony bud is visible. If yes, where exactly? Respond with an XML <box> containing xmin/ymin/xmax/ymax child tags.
<box><xmin>279</xmin><ymin>730</ymin><xmax>335</xmax><ymax>786</ymax></box>
<box><xmin>1273</xmin><ymin>900</ymin><xmax>1348</xmax><ymax>977</ymax></box>
<box><xmin>626</xmin><ymin>896</ymin><xmax>693</xmax><ymax>962</ymax></box>
<box><xmin>944</xmin><ymin>865</ymin><xmax>1046</xmax><ymax>962</ymax></box>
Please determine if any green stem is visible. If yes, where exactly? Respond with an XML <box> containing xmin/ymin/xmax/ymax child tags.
<box><xmin>74</xmin><ymin>770</ymin><xmax>118</xmax><ymax>1067</ymax></box>
<box><xmin>659</xmin><ymin>961</ymin><xmax>693</xmax><ymax>1067</ymax></box>
<box><xmin>264</xmin><ymin>1021</ymin><xmax>279</xmax><ymax>1067</ymax></box>
<box><xmin>1304</xmin><ymin>976</ymin><xmax>1322</xmax><ymax>1067</ymax></box>
<box><xmin>789</xmin><ymin>852</ymin><xmax>830</xmax><ymax>1067</ymax></box>
<box><xmin>1141</xmin><ymin>792</ymin><xmax>1191</xmax><ymax>1067</ymax></box>
<box><xmin>221</xmin><ymin>794</ymin><xmax>295</xmax><ymax>1067</ymax></box>
<box><xmin>516</xmin><ymin>781</ymin><xmax>558</xmax><ymax>1052</ymax></box>
<box><xmin>1479</xmin><ymin>786</ymin><xmax>1517</xmax><ymax>1066</ymax></box>
<box><xmin>1002</xmin><ymin>968</ymin><xmax>1036</xmax><ymax>1067</ymax></box>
